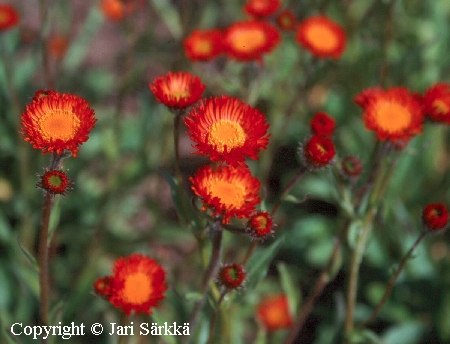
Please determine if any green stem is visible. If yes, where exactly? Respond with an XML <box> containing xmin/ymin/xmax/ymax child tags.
<box><xmin>362</xmin><ymin>231</ymin><xmax>428</xmax><ymax>326</ymax></box>
<box><xmin>270</xmin><ymin>167</ymin><xmax>307</xmax><ymax>217</ymax></box>
<box><xmin>207</xmin><ymin>290</ymin><xmax>227</xmax><ymax>344</ymax></box>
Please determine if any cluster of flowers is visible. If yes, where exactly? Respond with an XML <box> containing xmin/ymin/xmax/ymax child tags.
<box><xmin>183</xmin><ymin>0</ymin><xmax>347</xmax><ymax>62</ymax></box>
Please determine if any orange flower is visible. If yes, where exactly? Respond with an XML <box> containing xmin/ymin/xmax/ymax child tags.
<box><xmin>218</xmin><ymin>263</ymin><xmax>246</xmax><ymax>289</ymax></box>
<box><xmin>423</xmin><ymin>83</ymin><xmax>450</xmax><ymax>124</ymax></box>
<box><xmin>100</xmin><ymin>0</ymin><xmax>125</xmax><ymax>21</ymax></box>
<box><xmin>276</xmin><ymin>9</ymin><xmax>297</xmax><ymax>31</ymax></box>
<box><xmin>223</xmin><ymin>20</ymin><xmax>281</xmax><ymax>61</ymax></box>
<box><xmin>184</xmin><ymin>96</ymin><xmax>270</xmax><ymax>166</ymax></box>
<box><xmin>0</xmin><ymin>4</ymin><xmax>19</xmax><ymax>31</ymax></box>
<box><xmin>422</xmin><ymin>203</ymin><xmax>449</xmax><ymax>232</ymax></box>
<box><xmin>149</xmin><ymin>71</ymin><xmax>205</xmax><ymax>109</ymax></box>
<box><xmin>37</xmin><ymin>169</ymin><xmax>72</xmax><ymax>196</ymax></box>
<box><xmin>295</xmin><ymin>15</ymin><xmax>346</xmax><ymax>59</ymax></box>
<box><xmin>355</xmin><ymin>87</ymin><xmax>424</xmax><ymax>141</ymax></box>
<box><xmin>247</xmin><ymin>211</ymin><xmax>274</xmax><ymax>240</ymax></box>
<box><xmin>183</xmin><ymin>29</ymin><xmax>224</xmax><ymax>61</ymax></box>
<box><xmin>190</xmin><ymin>165</ymin><xmax>261</xmax><ymax>223</ymax></box>
<box><xmin>243</xmin><ymin>0</ymin><xmax>281</xmax><ymax>18</ymax></box>
<box><xmin>301</xmin><ymin>135</ymin><xmax>335</xmax><ymax>169</ymax></box>
<box><xmin>48</xmin><ymin>35</ymin><xmax>69</xmax><ymax>60</ymax></box>
<box><xmin>257</xmin><ymin>294</ymin><xmax>293</xmax><ymax>331</ymax></box>
<box><xmin>108</xmin><ymin>254</ymin><xmax>167</xmax><ymax>315</ymax></box>
<box><xmin>21</xmin><ymin>91</ymin><xmax>96</xmax><ymax>157</ymax></box>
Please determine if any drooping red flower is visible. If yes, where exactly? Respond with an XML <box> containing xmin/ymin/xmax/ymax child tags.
<box><xmin>355</xmin><ymin>87</ymin><xmax>424</xmax><ymax>141</ymax></box>
<box><xmin>93</xmin><ymin>276</ymin><xmax>112</xmax><ymax>298</ymax></box>
<box><xmin>223</xmin><ymin>20</ymin><xmax>281</xmax><ymax>61</ymax></box>
<box><xmin>257</xmin><ymin>294</ymin><xmax>293</xmax><ymax>331</ymax></box>
<box><xmin>301</xmin><ymin>135</ymin><xmax>335</xmax><ymax>169</ymax></box>
<box><xmin>190</xmin><ymin>165</ymin><xmax>261</xmax><ymax>223</ymax></box>
<box><xmin>0</xmin><ymin>4</ymin><xmax>19</xmax><ymax>31</ymax></box>
<box><xmin>247</xmin><ymin>211</ymin><xmax>274</xmax><ymax>239</ymax></box>
<box><xmin>295</xmin><ymin>15</ymin><xmax>346</xmax><ymax>59</ymax></box>
<box><xmin>423</xmin><ymin>83</ymin><xmax>450</xmax><ymax>124</ymax></box>
<box><xmin>183</xmin><ymin>29</ymin><xmax>224</xmax><ymax>62</ymax></box>
<box><xmin>243</xmin><ymin>0</ymin><xmax>281</xmax><ymax>18</ymax></box>
<box><xmin>184</xmin><ymin>96</ymin><xmax>270</xmax><ymax>166</ymax></box>
<box><xmin>108</xmin><ymin>254</ymin><xmax>167</xmax><ymax>315</ymax></box>
<box><xmin>37</xmin><ymin>169</ymin><xmax>72</xmax><ymax>196</ymax></box>
<box><xmin>218</xmin><ymin>263</ymin><xmax>246</xmax><ymax>289</ymax></box>
<box><xmin>21</xmin><ymin>91</ymin><xmax>97</xmax><ymax>157</ymax></box>
<box><xmin>149</xmin><ymin>71</ymin><xmax>205</xmax><ymax>109</ymax></box>
<box><xmin>422</xmin><ymin>203</ymin><xmax>449</xmax><ymax>232</ymax></box>
<box><xmin>276</xmin><ymin>9</ymin><xmax>297</xmax><ymax>31</ymax></box>
<box><xmin>310</xmin><ymin>112</ymin><xmax>335</xmax><ymax>137</ymax></box>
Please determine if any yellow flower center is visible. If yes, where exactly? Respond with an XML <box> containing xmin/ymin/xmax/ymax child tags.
<box><xmin>164</xmin><ymin>79</ymin><xmax>191</xmax><ymax>100</ymax></box>
<box><xmin>48</xmin><ymin>175</ymin><xmax>63</xmax><ymax>187</ymax></box>
<box><xmin>208</xmin><ymin>120</ymin><xmax>246</xmax><ymax>152</ymax></box>
<box><xmin>374</xmin><ymin>101</ymin><xmax>411</xmax><ymax>132</ymax></box>
<box><xmin>195</xmin><ymin>39</ymin><xmax>212</xmax><ymax>54</ymax></box>
<box><xmin>0</xmin><ymin>12</ymin><xmax>9</xmax><ymax>24</ymax></box>
<box><xmin>38</xmin><ymin>110</ymin><xmax>81</xmax><ymax>141</ymax></box>
<box><xmin>432</xmin><ymin>99</ymin><xmax>449</xmax><ymax>115</ymax></box>
<box><xmin>305</xmin><ymin>25</ymin><xmax>338</xmax><ymax>51</ymax></box>
<box><xmin>123</xmin><ymin>272</ymin><xmax>152</xmax><ymax>304</ymax></box>
<box><xmin>209</xmin><ymin>179</ymin><xmax>246</xmax><ymax>208</ymax></box>
<box><xmin>231</xmin><ymin>29</ymin><xmax>266</xmax><ymax>52</ymax></box>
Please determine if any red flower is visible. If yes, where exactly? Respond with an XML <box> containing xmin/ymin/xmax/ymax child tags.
<box><xmin>190</xmin><ymin>165</ymin><xmax>261</xmax><ymax>224</ymax></box>
<box><xmin>184</xmin><ymin>96</ymin><xmax>270</xmax><ymax>166</ymax></box>
<box><xmin>243</xmin><ymin>0</ymin><xmax>281</xmax><ymax>18</ymax></box>
<box><xmin>355</xmin><ymin>87</ymin><xmax>424</xmax><ymax>141</ymax></box>
<box><xmin>310</xmin><ymin>112</ymin><xmax>335</xmax><ymax>137</ymax></box>
<box><xmin>247</xmin><ymin>211</ymin><xmax>274</xmax><ymax>239</ymax></box>
<box><xmin>108</xmin><ymin>254</ymin><xmax>167</xmax><ymax>315</ymax></box>
<box><xmin>48</xmin><ymin>35</ymin><xmax>69</xmax><ymax>60</ymax></box>
<box><xmin>423</xmin><ymin>83</ymin><xmax>450</xmax><ymax>124</ymax></box>
<box><xmin>301</xmin><ymin>135</ymin><xmax>336</xmax><ymax>169</ymax></box>
<box><xmin>295</xmin><ymin>16</ymin><xmax>346</xmax><ymax>59</ymax></box>
<box><xmin>422</xmin><ymin>203</ymin><xmax>449</xmax><ymax>232</ymax></box>
<box><xmin>218</xmin><ymin>263</ymin><xmax>246</xmax><ymax>289</ymax></box>
<box><xmin>183</xmin><ymin>29</ymin><xmax>224</xmax><ymax>62</ymax></box>
<box><xmin>21</xmin><ymin>91</ymin><xmax>97</xmax><ymax>157</ymax></box>
<box><xmin>341</xmin><ymin>156</ymin><xmax>362</xmax><ymax>178</ymax></box>
<box><xmin>276</xmin><ymin>10</ymin><xmax>297</xmax><ymax>31</ymax></box>
<box><xmin>94</xmin><ymin>276</ymin><xmax>112</xmax><ymax>298</ymax></box>
<box><xmin>0</xmin><ymin>4</ymin><xmax>19</xmax><ymax>31</ymax></box>
<box><xmin>257</xmin><ymin>294</ymin><xmax>293</xmax><ymax>331</ymax></box>
<box><xmin>149</xmin><ymin>71</ymin><xmax>205</xmax><ymax>109</ymax></box>
<box><xmin>37</xmin><ymin>169</ymin><xmax>72</xmax><ymax>196</ymax></box>
<box><xmin>223</xmin><ymin>20</ymin><xmax>281</xmax><ymax>61</ymax></box>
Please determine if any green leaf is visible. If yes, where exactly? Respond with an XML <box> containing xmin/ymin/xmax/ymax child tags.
<box><xmin>246</xmin><ymin>236</ymin><xmax>285</xmax><ymax>290</ymax></box>
<box><xmin>277</xmin><ymin>262</ymin><xmax>301</xmax><ymax>316</ymax></box>
<box><xmin>150</xmin><ymin>0</ymin><xmax>182</xmax><ymax>39</ymax></box>
<box><xmin>381</xmin><ymin>321</ymin><xmax>425</xmax><ymax>344</ymax></box>
<box><xmin>16</xmin><ymin>238</ymin><xmax>39</xmax><ymax>272</ymax></box>
<box><xmin>348</xmin><ymin>328</ymin><xmax>383</xmax><ymax>344</ymax></box>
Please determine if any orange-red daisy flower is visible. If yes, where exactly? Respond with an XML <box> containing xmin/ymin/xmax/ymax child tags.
<box><xmin>108</xmin><ymin>254</ymin><xmax>167</xmax><ymax>315</ymax></box>
<box><xmin>218</xmin><ymin>263</ymin><xmax>246</xmax><ymax>289</ymax></box>
<box><xmin>276</xmin><ymin>9</ymin><xmax>297</xmax><ymax>31</ymax></box>
<box><xmin>184</xmin><ymin>96</ymin><xmax>270</xmax><ymax>166</ymax></box>
<box><xmin>247</xmin><ymin>211</ymin><xmax>274</xmax><ymax>239</ymax></box>
<box><xmin>183</xmin><ymin>29</ymin><xmax>224</xmax><ymax>62</ymax></box>
<box><xmin>301</xmin><ymin>135</ymin><xmax>335</xmax><ymax>169</ymax></box>
<box><xmin>190</xmin><ymin>165</ymin><xmax>261</xmax><ymax>223</ymax></box>
<box><xmin>223</xmin><ymin>20</ymin><xmax>281</xmax><ymax>61</ymax></box>
<box><xmin>149</xmin><ymin>71</ymin><xmax>205</xmax><ymax>109</ymax></box>
<box><xmin>295</xmin><ymin>15</ymin><xmax>346</xmax><ymax>59</ymax></box>
<box><xmin>0</xmin><ymin>4</ymin><xmax>19</xmax><ymax>31</ymax></box>
<box><xmin>423</xmin><ymin>83</ymin><xmax>450</xmax><ymax>124</ymax></box>
<box><xmin>243</xmin><ymin>0</ymin><xmax>281</xmax><ymax>18</ymax></box>
<box><xmin>257</xmin><ymin>294</ymin><xmax>293</xmax><ymax>331</ymax></box>
<box><xmin>355</xmin><ymin>87</ymin><xmax>424</xmax><ymax>141</ymax></box>
<box><xmin>37</xmin><ymin>169</ymin><xmax>72</xmax><ymax>196</ymax></box>
<box><xmin>310</xmin><ymin>111</ymin><xmax>335</xmax><ymax>137</ymax></box>
<box><xmin>422</xmin><ymin>203</ymin><xmax>449</xmax><ymax>232</ymax></box>
<box><xmin>21</xmin><ymin>91</ymin><xmax>96</xmax><ymax>157</ymax></box>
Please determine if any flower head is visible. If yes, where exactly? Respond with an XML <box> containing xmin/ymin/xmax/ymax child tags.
<box><xmin>243</xmin><ymin>0</ymin><xmax>281</xmax><ymax>18</ymax></box>
<box><xmin>108</xmin><ymin>254</ymin><xmax>167</xmax><ymax>315</ymax></box>
<box><xmin>100</xmin><ymin>0</ymin><xmax>125</xmax><ymax>21</ymax></box>
<box><xmin>217</xmin><ymin>263</ymin><xmax>246</xmax><ymax>289</ymax></box>
<box><xmin>355</xmin><ymin>87</ymin><xmax>424</xmax><ymax>141</ymax></box>
<box><xmin>276</xmin><ymin>10</ymin><xmax>297</xmax><ymax>31</ymax></box>
<box><xmin>310</xmin><ymin>112</ymin><xmax>335</xmax><ymax>137</ymax></box>
<box><xmin>183</xmin><ymin>29</ymin><xmax>224</xmax><ymax>62</ymax></box>
<box><xmin>190</xmin><ymin>165</ymin><xmax>261</xmax><ymax>223</ymax></box>
<box><xmin>341</xmin><ymin>156</ymin><xmax>362</xmax><ymax>178</ymax></box>
<box><xmin>247</xmin><ymin>211</ymin><xmax>274</xmax><ymax>240</ymax></box>
<box><xmin>21</xmin><ymin>91</ymin><xmax>96</xmax><ymax>157</ymax></box>
<box><xmin>149</xmin><ymin>72</ymin><xmax>205</xmax><ymax>109</ymax></box>
<box><xmin>48</xmin><ymin>35</ymin><xmax>69</xmax><ymax>60</ymax></box>
<box><xmin>423</xmin><ymin>83</ymin><xmax>450</xmax><ymax>124</ymax></box>
<box><xmin>0</xmin><ymin>4</ymin><xmax>19</xmax><ymax>31</ymax></box>
<box><xmin>300</xmin><ymin>135</ymin><xmax>335</xmax><ymax>169</ymax></box>
<box><xmin>184</xmin><ymin>96</ymin><xmax>270</xmax><ymax>166</ymax></box>
<box><xmin>422</xmin><ymin>203</ymin><xmax>449</xmax><ymax>232</ymax></box>
<box><xmin>295</xmin><ymin>15</ymin><xmax>346</xmax><ymax>59</ymax></box>
<box><xmin>94</xmin><ymin>276</ymin><xmax>112</xmax><ymax>298</ymax></box>
<box><xmin>37</xmin><ymin>169</ymin><xmax>72</xmax><ymax>196</ymax></box>
<box><xmin>223</xmin><ymin>20</ymin><xmax>281</xmax><ymax>61</ymax></box>
<box><xmin>257</xmin><ymin>294</ymin><xmax>293</xmax><ymax>331</ymax></box>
